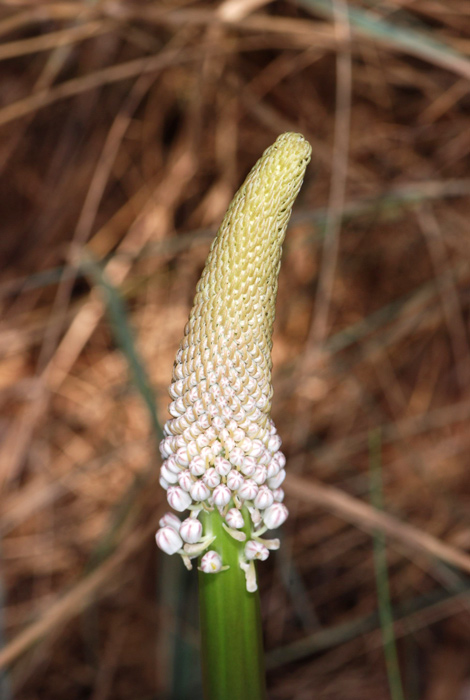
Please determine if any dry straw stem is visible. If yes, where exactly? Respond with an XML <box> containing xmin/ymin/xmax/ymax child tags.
<box><xmin>285</xmin><ymin>475</ymin><xmax>470</xmax><ymax>576</ymax></box>
<box><xmin>0</xmin><ymin>516</ymin><xmax>160</xmax><ymax>670</ymax></box>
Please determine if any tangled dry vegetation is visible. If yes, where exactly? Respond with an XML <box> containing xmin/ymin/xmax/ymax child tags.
<box><xmin>1</xmin><ymin>1</ymin><xmax>470</xmax><ymax>698</ymax></box>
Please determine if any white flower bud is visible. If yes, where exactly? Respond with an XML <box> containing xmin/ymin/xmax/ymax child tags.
<box><xmin>258</xmin><ymin>449</ymin><xmax>271</xmax><ymax>466</ymax></box>
<box><xmin>159</xmin><ymin>476</ymin><xmax>169</xmax><ymax>490</ymax></box>
<box><xmin>200</xmin><ymin>446</ymin><xmax>213</xmax><ymax>463</ymax></box>
<box><xmin>193</xmin><ymin>399</ymin><xmax>204</xmax><ymax>416</ymax></box>
<box><xmin>229</xmin><ymin>447</ymin><xmax>244</xmax><ymax>468</ymax></box>
<box><xmin>212</xmin><ymin>416</ymin><xmax>225</xmax><ymax>431</ymax></box>
<box><xmin>206</xmin><ymin>427</ymin><xmax>217</xmax><ymax>442</ymax></box>
<box><xmin>199</xmin><ymin>550</ymin><xmax>223</xmax><ymax>573</ymax></box>
<box><xmin>189</xmin><ymin>455</ymin><xmax>206</xmax><ymax>476</ymax></box>
<box><xmin>272</xmin><ymin>488</ymin><xmax>285</xmax><ymax>502</ymax></box>
<box><xmin>177</xmin><ymin>470</ymin><xmax>193</xmax><ymax>491</ymax></box>
<box><xmin>213</xmin><ymin>484</ymin><xmax>232</xmax><ymax>508</ymax></box>
<box><xmin>165</xmin><ymin>455</ymin><xmax>181</xmax><ymax>474</ymax></box>
<box><xmin>266</xmin><ymin>458</ymin><xmax>281</xmax><ymax>479</ymax></box>
<box><xmin>197</xmin><ymin>414</ymin><xmax>211</xmax><ymax>430</ymax></box>
<box><xmin>160</xmin><ymin>438</ymin><xmax>173</xmax><ymax>458</ymax></box>
<box><xmin>179</xmin><ymin>517</ymin><xmax>203</xmax><ymax>543</ymax></box>
<box><xmin>249</xmin><ymin>440</ymin><xmax>264</xmax><ymax>458</ymax></box>
<box><xmin>224</xmin><ymin>437</ymin><xmax>235</xmax><ymax>452</ymax></box>
<box><xmin>268</xmin><ymin>434</ymin><xmax>282</xmax><ymax>452</ymax></box>
<box><xmin>240</xmin><ymin>456</ymin><xmax>257</xmax><ymax>477</ymax></box>
<box><xmin>240</xmin><ymin>437</ymin><xmax>253</xmax><ymax>453</ymax></box>
<box><xmin>196</xmin><ymin>434</ymin><xmax>209</xmax><ymax>449</ymax></box>
<box><xmin>214</xmin><ymin>457</ymin><xmax>231</xmax><ymax>476</ymax></box>
<box><xmin>222</xmin><ymin>406</ymin><xmax>234</xmax><ymax>420</ymax></box>
<box><xmin>167</xmin><ymin>486</ymin><xmax>192</xmax><ymax>512</ymax></box>
<box><xmin>190</xmin><ymin>481</ymin><xmax>211</xmax><ymax>501</ymax></box>
<box><xmin>226</xmin><ymin>470</ymin><xmax>244</xmax><ymax>491</ymax></box>
<box><xmin>233</xmin><ymin>428</ymin><xmax>245</xmax><ymax>443</ymax></box>
<box><xmin>187</xmin><ymin>440</ymin><xmax>199</xmax><ymax>458</ymax></box>
<box><xmin>275</xmin><ymin>452</ymin><xmax>286</xmax><ymax>469</ymax></box>
<box><xmin>244</xmin><ymin>540</ymin><xmax>269</xmax><ymax>561</ymax></box>
<box><xmin>252</xmin><ymin>466</ymin><xmax>267</xmax><ymax>485</ymax></box>
<box><xmin>263</xmin><ymin>503</ymin><xmax>288</xmax><ymax>529</ymax></box>
<box><xmin>267</xmin><ymin>468</ymin><xmax>286</xmax><ymax>490</ymax></box>
<box><xmin>211</xmin><ymin>441</ymin><xmax>223</xmax><ymax>457</ymax></box>
<box><xmin>203</xmin><ymin>468</ymin><xmax>221</xmax><ymax>488</ymax></box>
<box><xmin>226</xmin><ymin>508</ymin><xmax>244</xmax><ymax>529</ymax></box>
<box><xmin>156</xmin><ymin>526</ymin><xmax>183</xmax><ymax>555</ymax></box>
<box><xmin>254</xmin><ymin>485</ymin><xmax>274</xmax><ymax>510</ymax></box>
<box><xmin>189</xmin><ymin>423</ymin><xmax>200</xmax><ymax>438</ymax></box>
<box><xmin>175</xmin><ymin>447</ymin><xmax>190</xmax><ymax>467</ymax></box>
<box><xmin>160</xmin><ymin>463</ymin><xmax>178</xmax><ymax>484</ymax></box>
<box><xmin>168</xmin><ymin>401</ymin><xmax>180</xmax><ymax>418</ymax></box>
<box><xmin>158</xmin><ymin>512</ymin><xmax>182</xmax><ymax>531</ymax></box>
<box><xmin>238</xmin><ymin>480</ymin><xmax>259</xmax><ymax>501</ymax></box>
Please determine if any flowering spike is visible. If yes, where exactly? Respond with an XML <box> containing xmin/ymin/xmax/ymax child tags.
<box><xmin>156</xmin><ymin>133</ymin><xmax>311</xmax><ymax>591</ymax></box>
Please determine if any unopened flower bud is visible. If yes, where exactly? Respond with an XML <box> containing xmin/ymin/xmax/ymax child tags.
<box><xmin>189</xmin><ymin>455</ymin><xmax>206</xmax><ymax>477</ymax></box>
<box><xmin>272</xmin><ymin>487</ymin><xmax>285</xmax><ymax>502</ymax></box>
<box><xmin>267</xmin><ymin>468</ymin><xmax>286</xmax><ymax>490</ymax></box>
<box><xmin>190</xmin><ymin>481</ymin><xmax>211</xmax><ymax>502</ymax></box>
<box><xmin>177</xmin><ymin>470</ymin><xmax>193</xmax><ymax>491</ymax></box>
<box><xmin>240</xmin><ymin>456</ymin><xmax>257</xmax><ymax>477</ymax></box>
<box><xmin>226</xmin><ymin>508</ymin><xmax>244</xmax><ymax>529</ymax></box>
<box><xmin>252</xmin><ymin>466</ymin><xmax>267</xmax><ymax>485</ymax></box>
<box><xmin>213</xmin><ymin>484</ymin><xmax>232</xmax><ymax>508</ymax></box>
<box><xmin>165</xmin><ymin>455</ymin><xmax>181</xmax><ymax>474</ymax></box>
<box><xmin>238</xmin><ymin>480</ymin><xmax>259</xmax><ymax>501</ymax></box>
<box><xmin>268</xmin><ymin>434</ymin><xmax>282</xmax><ymax>452</ymax></box>
<box><xmin>229</xmin><ymin>447</ymin><xmax>244</xmax><ymax>467</ymax></box>
<box><xmin>159</xmin><ymin>512</ymin><xmax>182</xmax><ymax>531</ymax></box>
<box><xmin>226</xmin><ymin>470</ymin><xmax>244</xmax><ymax>491</ymax></box>
<box><xmin>263</xmin><ymin>503</ymin><xmax>288</xmax><ymax>529</ymax></box>
<box><xmin>160</xmin><ymin>464</ymin><xmax>178</xmax><ymax>484</ymax></box>
<box><xmin>167</xmin><ymin>486</ymin><xmax>192</xmax><ymax>512</ymax></box>
<box><xmin>214</xmin><ymin>457</ymin><xmax>231</xmax><ymax>476</ymax></box>
<box><xmin>203</xmin><ymin>468</ymin><xmax>221</xmax><ymax>488</ymax></box>
<box><xmin>266</xmin><ymin>458</ymin><xmax>281</xmax><ymax>479</ymax></box>
<box><xmin>156</xmin><ymin>526</ymin><xmax>183</xmax><ymax>555</ymax></box>
<box><xmin>254</xmin><ymin>485</ymin><xmax>274</xmax><ymax>510</ymax></box>
<box><xmin>179</xmin><ymin>517</ymin><xmax>203</xmax><ymax>543</ymax></box>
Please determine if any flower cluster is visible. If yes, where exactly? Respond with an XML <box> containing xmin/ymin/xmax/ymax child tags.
<box><xmin>155</xmin><ymin>132</ymin><xmax>311</xmax><ymax>591</ymax></box>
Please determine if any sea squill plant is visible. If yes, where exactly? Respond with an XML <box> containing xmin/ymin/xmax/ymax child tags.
<box><xmin>156</xmin><ymin>132</ymin><xmax>311</xmax><ymax>699</ymax></box>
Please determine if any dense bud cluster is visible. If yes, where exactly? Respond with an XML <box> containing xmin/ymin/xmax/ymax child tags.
<box><xmin>155</xmin><ymin>133</ymin><xmax>311</xmax><ymax>590</ymax></box>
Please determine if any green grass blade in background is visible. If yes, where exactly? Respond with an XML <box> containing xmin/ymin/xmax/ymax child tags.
<box><xmin>297</xmin><ymin>0</ymin><xmax>470</xmax><ymax>79</ymax></box>
<box><xmin>83</xmin><ymin>257</ymin><xmax>163</xmax><ymax>443</ymax></box>
<box><xmin>369</xmin><ymin>429</ymin><xmax>405</xmax><ymax>700</ymax></box>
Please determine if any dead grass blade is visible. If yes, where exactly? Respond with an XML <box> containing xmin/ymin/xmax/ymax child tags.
<box><xmin>285</xmin><ymin>475</ymin><xmax>470</xmax><ymax>575</ymax></box>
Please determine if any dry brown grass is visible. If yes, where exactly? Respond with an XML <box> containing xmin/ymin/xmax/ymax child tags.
<box><xmin>1</xmin><ymin>1</ymin><xmax>470</xmax><ymax>698</ymax></box>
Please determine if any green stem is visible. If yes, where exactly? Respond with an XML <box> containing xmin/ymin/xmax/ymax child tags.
<box><xmin>198</xmin><ymin>509</ymin><xmax>266</xmax><ymax>700</ymax></box>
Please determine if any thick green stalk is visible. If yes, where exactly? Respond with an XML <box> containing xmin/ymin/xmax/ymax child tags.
<box><xmin>199</xmin><ymin>509</ymin><xmax>266</xmax><ymax>700</ymax></box>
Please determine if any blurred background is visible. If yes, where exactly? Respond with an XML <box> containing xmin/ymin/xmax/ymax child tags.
<box><xmin>1</xmin><ymin>0</ymin><xmax>470</xmax><ymax>698</ymax></box>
